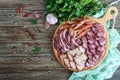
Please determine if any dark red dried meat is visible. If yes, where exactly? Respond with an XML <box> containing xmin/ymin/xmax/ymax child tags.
<box><xmin>87</xmin><ymin>31</ymin><xmax>94</xmax><ymax>37</ymax></box>
<box><xmin>76</xmin><ymin>39</ymin><xmax>82</xmax><ymax>45</ymax></box>
<box><xmin>88</xmin><ymin>39</ymin><xmax>94</xmax><ymax>44</ymax></box>
<box><xmin>97</xmin><ymin>31</ymin><xmax>104</xmax><ymax>37</ymax></box>
<box><xmin>94</xmin><ymin>41</ymin><xmax>99</xmax><ymax>46</ymax></box>
<box><xmin>97</xmin><ymin>46</ymin><xmax>104</xmax><ymax>52</ymax></box>
<box><xmin>91</xmin><ymin>27</ymin><xmax>96</xmax><ymax>32</ymax></box>
<box><xmin>81</xmin><ymin>36</ymin><xmax>87</xmax><ymax>43</ymax></box>
<box><xmin>93</xmin><ymin>54</ymin><xmax>99</xmax><ymax>60</ymax></box>
<box><xmin>94</xmin><ymin>23</ymin><xmax>103</xmax><ymax>31</ymax></box>
<box><xmin>82</xmin><ymin>43</ymin><xmax>88</xmax><ymax>49</ymax></box>
<box><xmin>88</xmin><ymin>59</ymin><xmax>95</xmax><ymax>65</ymax></box>
<box><xmin>86</xmin><ymin>50</ymin><xmax>93</xmax><ymax>56</ymax></box>
<box><xmin>99</xmin><ymin>37</ymin><xmax>106</xmax><ymax>46</ymax></box>
<box><xmin>90</xmin><ymin>49</ymin><xmax>96</xmax><ymax>54</ymax></box>
<box><xmin>89</xmin><ymin>43</ymin><xmax>96</xmax><ymax>49</ymax></box>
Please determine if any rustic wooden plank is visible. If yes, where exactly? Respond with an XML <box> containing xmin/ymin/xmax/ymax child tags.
<box><xmin>0</xmin><ymin>69</ymin><xmax>71</xmax><ymax>80</ymax></box>
<box><xmin>0</xmin><ymin>0</ymin><xmax>119</xmax><ymax>80</ymax></box>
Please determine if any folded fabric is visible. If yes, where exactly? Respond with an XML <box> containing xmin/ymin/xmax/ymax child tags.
<box><xmin>69</xmin><ymin>1</ymin><xmax>120</xmax><ymax>80</ymax></box>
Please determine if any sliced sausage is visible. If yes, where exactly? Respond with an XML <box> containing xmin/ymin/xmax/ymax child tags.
<box><xmin>99</xmin><ymin>37</ymin><xmax>106</xmax><ymax>46</ymax></box>
<box><xmin>82</xmin><ymin>43</ymin><xmax>88</xmax><ymax>49</ymax></box>
<box><xmin>88</xmin><ymin>43</ymin><xmax>96</xmax><ymax>49</ymax></box>
<box><xmin>76</xmin><ymin>39</ymin><xmax>82</xmax><ymax>45</ymax></box>
<box><xmin>90</xmin><ymin>49</ymin><xmax>96</xmax><ymax>54</ymax></box>
<box><xmin>88</xmin><ymin>39</ymin><xmax>94</xmax><ymax>44</ymax></box>
<box><xmin>87</xmin><ymin>31</ymin><xmax>93</xmax><ymax>37</ymax></box>
<box><xmin>94</xmin><ymin>41</ymin><xmax>99</xmax><ymax>46</ymax></box>
<box><xmin>97</xmin><ymin>31</ymin><xmax>104</xmax><ymax>37</ymax></box>
<box><xmin>88</xmin><ymin>59</ymin><xmax>95</xmax><ymax>65</ymax></box>
<box><xmin>97</xmin><ymin>46</ymin><xmax>104</xmax><ymax>52</ymax></box>
<box><xmin>86</xmin><ymin>50</ymin><xmax>92</xmax><ymax>56</ymax></box>
<box><xmin>85</xmin><ymin>62</ymin><xmax>90</xmax><ymax>67</ymax></box>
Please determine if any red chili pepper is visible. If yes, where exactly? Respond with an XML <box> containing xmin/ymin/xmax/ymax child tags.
<box><xmin>24</xmin><ymin>28</ymin><xmax>35</xmax><ymax>40</ymax></box>
<box><xmin>18</xmin><ymin>4</ymin><xmax>24</xmax><ymax>15</ymax></box>
<box><xmin>24</xmin><ymin>11</ymin><xmax>34</xmax><ymax>17</ymax></box>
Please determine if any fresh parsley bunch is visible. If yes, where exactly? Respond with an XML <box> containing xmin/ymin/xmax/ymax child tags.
<box><xmin>45</xmin><ymin>0</ymin><xmax>106</xmax><ymax>23</ymax></box>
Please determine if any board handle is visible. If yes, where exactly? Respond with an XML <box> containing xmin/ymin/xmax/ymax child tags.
<box><xmin>98</xmin><ymin>6</ymin><xmax>118</xmax><ymax>24</ymax></box>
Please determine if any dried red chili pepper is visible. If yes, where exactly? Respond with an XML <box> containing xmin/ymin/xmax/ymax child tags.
<box><xmin>24</xmin><ymin>11</ymin><xmax>34</xmax><ymax>17</ymax></box>
<box><xmin>18</xmin><ymin>4</ymin><xmax>24</xmax><ymax>15</ymax></box>
<box><xmin>24</xmin><ymin>28</ymin><xmax>35</xmax><ymax>40</ymax></box>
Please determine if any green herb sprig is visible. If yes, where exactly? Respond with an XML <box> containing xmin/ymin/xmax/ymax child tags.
<box><xmin>45</xmin><ymin>0</ymin><xmax>106</xmax><ymax>23</ymax></box>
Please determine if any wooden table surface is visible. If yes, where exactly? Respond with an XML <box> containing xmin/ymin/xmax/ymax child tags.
<box><xmin>0</xmin><ymin>0</ymin><xmax>120</xmax><ymax>80</ymax></box>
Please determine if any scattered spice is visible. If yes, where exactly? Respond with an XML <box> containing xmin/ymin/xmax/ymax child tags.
<box><xmin>29</xmin><ymin>19</ymin><xmax>37</xmax><ymax>25</ymax></box>
<box><xmin>34</xmin><ymin>13</ymin><xmax>41</xmax><ymax>19</ymax></box>
<box><xmin>33</xmin><ymin>46</ymin><xmax>41</xmax><ymax>53</ymax></box>
<box><xmin>45</xmin><ymin>21</ymin><xmax>50</xmax><ymax>30</ymax></box>
<box><xmin>18</xmin><ymin>4</ymin><xmax>24</xmax><ymax>15</ymax></box>
<box><xmin>24</xmin><ymin>28</ymin><xmax>35</xmax><ymax>39</ymax></box>
<box><xmin>24</xmin><ymin>11</ymin><xmax>34</xmax><ymax>17</ymax></box>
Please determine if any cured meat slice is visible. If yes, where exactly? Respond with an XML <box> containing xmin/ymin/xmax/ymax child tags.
<box><xmin>93</xmin><ymin>54</ymin><xmax>99</xmax><ymax>60</ymax></box>
<box><xmin>85</xmin><ymin>62</ymin><xmax>90</xmax><ymax>67</ymax></box>
<box><xmin>74</xmin><ymin>48</ymin><xmax>82</xmax><ymax>55</ymax></box>
<box><xmin>88</xmin><ymin>39</ymin><xmax>94</xmax><ymax>44</ymax></box>
<box><xmin>74</xmin><ymin>18</ymin><xmax>92</xmax><ymax>29</ymax></box>
<box><xmin>74</xmin><ymin>57</ymin><xmax>82</xmax><ymax>65</ymax></box>
<box><xmin>94</xmin><ymin>40</ymin><xmax>99</xmax><ymax>46</ymax></box>
<box><xmin>87</xmin><ymin>31</ymin><xmax>93</xmax><ymax>37</ymax></box>
<box><xmin>69</xmin><ymin>28</ymin><xmax>74</xmax><ymax>36</ymax></box>
<box><xmin>88</xmin><ymin>55</ymin><xmax>93</xmax><ymax>59</ymax></box>
<box><xmin>62</xmin><ymin>29</ymin><xmax>67</xmax><ymax>39</ymax></box>
<box><xmin>67</xmin><ymin>20</ymin><xmax>77</xmax><ymax>24</ymax></box>
<box><xmin>92</xmin><ymin>56</ymin><xmax>98</xmax><ymax>62</ymax></box>
<box><xmin>86</xmin><ymin>50</ymin><xmax>92</xmax><ymax>56</ymax></box>
<box><xmin>98</xmin><ymin>37</ymin><xmax>106</xmax><ymax>46</ymax></box>
<box><xmin>97</xmin><ymin>46</ymin><xmax>104</xmax><ymax>52</ymax></box>
<box><xmin>82</xmin><ymin>43</ymin><xmax>88</xmax><ymax>49</ymax></box>
<box><xmin>88</xmin><ymin>59</ymin><xmax>95</xmax><ymax>65</ymax></box>
<box><xmin>91</xmin><ymin>27</ymin><xmax>96</xmax><ymax>32</ymax></box>
<box><xmin>66</xmin><ymin>35</ymin><xmax>71</xmax><ymax>44</ymax></box>
<box><xmin>94</xmin><ymin>23</ymin><xmax>103</xmax><ymax>31</ymax></box>
<box><xmin>70</xmin><ymin>61</ymin><xmax>76</xmax><ymax>70</ymax></box>
<box><xmin>76</xmin><ymin>64</ymin><xmax>85</xmax><ymax>71</ymax></box>
<box><xmin>64</xmin><ymin>59</ymin><xmax>70</xmax><ymax>68</ymax></box>
<box><xmin>60</xmin><ymin>54</ymin><xmax>67</xmax><ymax>64</ymax></box>
<box><xmin>81</xmin><ymin>36</ymin><xmax>87</xmax><ymax>43</ymax></box>
<box><xmin>71</xmin><ymin>38</ymin><xmax>79</xmax><ymax>47</ymax></box>
<box><xmin>88</xmin><ymin>43</ymin><xmax>96</xmax><ymax>49</ymax></box>
<box><xmin>67</xmin><ymin>53</ymin><xmax>73</xmax><ymax>61</ymax></box>
<box><xmin>68</xmin><ymin>50</ymin><xmax>76</xmax><ymax>57</ymax></box>
<box><xmin>78</xmin><ymin>46</ymin><xmax>85</xmax><ymax>53</ymax></box>
<box><xmin>90</xmin><ymin>49</ymin><xmax>96</xmax><ymax>54</ymax></box>
<box><xmin>97</xmin><ymin>31</ymin><xmax>104</xmax><ymax>37</ymax></box>
<box><xmin>76</xmin><ymin>39</ymin><xmax>82</xmax><ymax>45</ymax></box>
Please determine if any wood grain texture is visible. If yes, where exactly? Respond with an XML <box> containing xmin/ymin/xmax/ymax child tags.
<box><xmin>0</xmin><ymin>0</ymin><xmax>119</xmax><ymax>80</ymax></box>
